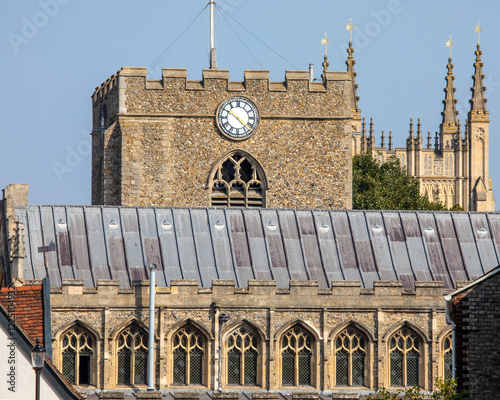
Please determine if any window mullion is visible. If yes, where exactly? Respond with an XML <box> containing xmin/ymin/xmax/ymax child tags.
<box><xmin>131</xmin><ymin>349</ymin><xmax>135</xmax><ymax>385</ymax></box>
<box><xmin>186</xmin><ymin>350</ymin><xmax>191</xmax><ymax>385</ymax></box>
<box><xmin>294</xmin><ymin>351</ymin><xmax>299</xmax><ymax>386</ymax></box>
<box><xmin>240</xmin><ymin>350</ymin><xmax>245</xmax><ymax>385</ymax></box>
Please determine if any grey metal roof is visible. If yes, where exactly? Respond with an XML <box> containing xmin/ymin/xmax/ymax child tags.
<box><xmin>15</xmin><ymin>206</ymin><xmax>500</xmax><ymax>289</ymax></box>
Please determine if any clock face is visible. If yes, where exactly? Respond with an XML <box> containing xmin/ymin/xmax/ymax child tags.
<box><xmin>216</xmin><ymin>97</ymin><xmax>260</xmax><ymax>140</ymax></box>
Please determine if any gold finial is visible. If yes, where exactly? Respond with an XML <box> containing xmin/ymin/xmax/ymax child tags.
<box><xmin>445</xmin><ymin>35</ymin><xmax>455</xmax><ymax>58</ymax></box>
<box><xmin>346</xmin><ymin>18</ymin><xmax>356</xmax><ymax>42</ymax></box>
<box><xmin>475</xmin><ymin>21</ymin><xmax>482</xmax><ymax>44</ymax></box>
<box><xmin>321</xmin><ymin>33</ymin><xmax>331</xmax><ymax>57</ymax></box>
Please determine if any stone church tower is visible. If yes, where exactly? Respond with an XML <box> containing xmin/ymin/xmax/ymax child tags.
<box><xmin>352</xmin><ymin>42</ymin><xmax>495</xmax><ymax>211</ymax></box>
<box><xmin>91</xmin><ymin>67</ymin><xmax>354</xmax><ymax>209</ymax></box>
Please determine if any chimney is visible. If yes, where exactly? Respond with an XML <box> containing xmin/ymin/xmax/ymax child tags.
<box><xmin>309</xmin><ymin>64</ymin><xmax>314</xmax><ymax>82</ymax></box>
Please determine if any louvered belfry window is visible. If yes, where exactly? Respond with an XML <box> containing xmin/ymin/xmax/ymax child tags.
<box><xmin>443</xmin><ymin>332</ymin><xmax>453</xmax><ymax>380</ymax></box>
<box><xmin>117</xmin><ymin>324</ymin><xmax>148</xmax><ymax>385</ymax></box>
<box><xmin>335</xmin><ymin>326</ymin><xmax>367</xmax><ymax>387</ymax></box>
<box><xmin>211</xmin><ymin>153</ymin><xmax>265</xmax><ymax>208</ymax></box>
<box><xmin>172</xmin><ymin>325</ymin><xmax>205</xmax><ymax>385</ymax></box>
<box><xmin>61</xmin><ymin>325</ymin><xmax>94</xmax><ymax>386</ymax></box>
<box><xmin>389</xmin><ymin>327</ymin><xmax>421</xmax><ymax>387</ymax></box>
<box><xmin>281</xmin><ymin>325</ymin><xmax>313</xmax><ymax>386</ymax></box>
<box><xmin>226</xmin><ymin>326</ymin><xmax>259</xmax><ymax>386</ymax></box>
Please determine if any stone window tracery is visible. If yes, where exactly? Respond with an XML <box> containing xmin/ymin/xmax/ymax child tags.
<box><xmin>281</xmin><ymin>325</ymin><xmax>313</xmax><ymax>386</ymax></box>
<box><xmin>116</xmin><ymin>324</ymin><xmax>148</xmax><ymax>385</ymax></box>
<box><xmin>210</xmin><ymin>153</ymin><xmax>265</xmax><ymax>208</ymax></box>
<box><xmin>334</xmin><ymin>326</ymin><xmax>367</xmax><ymax>387</ymax></box>
<box><xmin>61</xmin><ymin>325</ymin><xmax>95</xmax><ymax>386</ymax></box>
<box><xmin>172</xmin><ymin>324</ymin><xmax>205</xmax><ymax>386</ymax></box>
<box><xmin>226</xmin><ymin>325</ymin><xmax>259</xmax><ymax>386</ymax></box>
<box><xmin>443</xmin><ymin>332</ymin><xmax>453</xmax><ymax>380</ymax></box>
<box><xmin>389</xmin><ymin>327</ymin><xmax>421</xmax><ymax>387</ymax></box>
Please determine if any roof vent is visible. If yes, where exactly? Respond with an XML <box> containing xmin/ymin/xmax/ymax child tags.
<box><xmin>424</xmin><ymin>225</ymin><xmax>434</xmax><ymax>234</ymax></box>
<box><xmin>109</xmin><ymin>220</ymin><xmax>119</xmax><ymax>229</ymax></box>
<box><xmin>319</xmin><ymin>223</ymin><xmax>329</xmax><ymax>233</ymax></box>
<box><xmin>267</xmin><ymin>221</ymin><xmax>277</xmax><ymax>231</ymax></box>
<box><xmin>477</xmin><ymin>226</ymin><xmax>487</xmax><ymax>236</ymax></box>
<box><xmin>57</xmin><ymin>219</ymin><xmax>67</xmax><ymax>229</ymax></box>
<box><xmin>372</xmin><ymin>223</ymin><xmax>382</xmax><ymax>233</ymax></box>
<box><xmin>161</xmin><ymin>220</ymin><xmax>172</xmax><ymax>230</ymax></box>
<box><xmin>215</xmin><ymin>220</ymin><xmax>224</xmax><ymax>231</ymax></box>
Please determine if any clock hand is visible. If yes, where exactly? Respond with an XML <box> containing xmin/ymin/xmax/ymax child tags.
<box><xmin>228</xmin><ymin>109</ymin><xmax>251</xmax><ymax>130</ymax></box>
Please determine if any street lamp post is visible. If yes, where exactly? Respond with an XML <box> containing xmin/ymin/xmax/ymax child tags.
<box><xmin>31</xmin><ymin>338</ymin><xmax>46</xmax><ymax>400</ymax></box>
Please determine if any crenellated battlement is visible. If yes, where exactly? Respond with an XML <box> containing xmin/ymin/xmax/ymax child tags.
<box><xmin>50</xmin><ymin>278</ymin><xmax>453</xmax><ymax>310</ymax></box>
<box><xmin>92</xmin><ymin>67</ymin><xmax>349</xmax><ymax>103</ymax></box>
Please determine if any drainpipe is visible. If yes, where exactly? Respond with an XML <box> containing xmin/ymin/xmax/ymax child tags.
<box><xmin>218</xmin><ymin>312</ymin><xmax>230</xmax><ymax>391</ymax></box>
<box><xmin>147</xmin><ymin>263</ymin><xmax>157</xmax><ymax>391</ymax></box>
<box><xmin>444</xmin><ymin>294</ymin><xmax>456</xmax><ymax>379</ymax></box>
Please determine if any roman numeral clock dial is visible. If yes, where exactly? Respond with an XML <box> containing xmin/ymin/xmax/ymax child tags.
<box><xmin>216</xmin><ymin>97</ymin><xmax>260</xmax><ymax>140</ymax></box>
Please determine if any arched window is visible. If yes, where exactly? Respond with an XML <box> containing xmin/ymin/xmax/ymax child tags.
<box><xmin>281</xmin><ymin>325</ymin><xmax>313</xmax><ymax>386</ymax></box>
<box><xmin>389</xmin><ymin>327</ymin><xmax>421</xmax><ymax>387</ymax></box>
<box><xmin>172</xmin><ymin>324</ymin><xmax>205</xmax><ymax>386</ymax></box>
<box><xmin>210</xmin><ymin>152</ymin><xmax>265</xmax><ymax>208</ymax></box>
<box><xmin>226</xmin><ymin>325</ymin><xmax>259</xmax><ymax>386</ymax></box>
<box><xmin>442</xmin><ymin>332</ymin><xmax>453</xmax><ymax>380</ymax></box>
<box><xmin>116</xmin><ymin>324</ymin><xmax>148</xmax><ymax>385</ymax></box>
<box><xmin>335</xmin><ymin>326</ymin><xmax>367</xmax><ymax>387</ymax></box>
<box><xmin>61</xmin><ymin>325</ymin><xmax>95</xmax><ymax>386</ymax></box>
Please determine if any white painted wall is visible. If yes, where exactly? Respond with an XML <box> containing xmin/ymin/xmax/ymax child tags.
<box><xmin>0</xmin><ymin>323</ymin><xmax>70</xmax><ymax>400</ymax></box>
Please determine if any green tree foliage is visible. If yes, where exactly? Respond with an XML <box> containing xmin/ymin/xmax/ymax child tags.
<box><xmin>353</xmin><ymin>152</ymin><xmax>446</xmax><ymax>210</ymax></box>
<box><xmin>361</xmin><ymin>378</ymin><xmax>469</xmax><ymax>400</ymax></box>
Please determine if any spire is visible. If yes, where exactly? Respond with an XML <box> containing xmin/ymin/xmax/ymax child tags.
<box><xmin>361</xmin><ymin>117</ymin><xmax>366</xmax><ymax>151</ymax></box>
<box><xmin>469</xmin><ymin>25</ymin><xmax>488</xmax><ymax>119</ymax></box>
<box><xmin>441</xmin><ymin>54</ymin><xmax>459</xmax><ymax>130</ymax></box>
<box><xmin>368</xmin><ymin>118</ymin><xmax>374</xmax><ymax>149</ymax></box>
<box><xmin>427</xmin><ymin>132</ymin><xmax>432</xmax><ymax>148</ymax></box>
<box><xmin>381</xmin><ymin>130</ymin><xmax>385</xmax><ymax>148</ymax></box>
<box><xmin>346</xmin><ymin>41</ymin><xmax>361</xmax><ymax>116</ymax></box>
<box><xmin>345</xmin><ymin>20</ymin><xmax>361</xmax><ymax>120</ymax></box>
<box><xmin>388</xmin><ymin>131</ymin><xmax>393</xmax><ymax>151</ymax></box>
<box><xmin>416</xmin><ymin>118</ymin><xmax>423</xmax><ymax>148</ymax></box>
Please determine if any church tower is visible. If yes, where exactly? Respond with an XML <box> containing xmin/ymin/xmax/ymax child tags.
<box><xmin>467</xmin><ymin>35</ymin><xmax>495</xmax><ymax>211</ymax></box>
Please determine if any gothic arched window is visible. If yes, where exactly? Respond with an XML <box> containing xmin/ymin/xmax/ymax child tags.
<box><xmin>389</xmin><ymin>327</ymin><xmax>421</xmax><ymax>387</ymax></box>
<box><xmin>335</xmin><ymin>326</ymin><xmax>367</xmax><ymax>387</ymax></box>
<box><xmin>116</xmin><ymin>324</ymin><xmax>148</xmax><ymax>385</ymax></box>
<box><xmin>442</xmin><ymin>332</ymin><xmax>453</xmax><ymax>380</ymax></box>
<box><xmin>61</xmin><ymin>325</ymin><xmax>95</xmax><ymax>386</ymax></box>
<box><xmin>281</xmin><ymin>325</ymin><xmax>314</xmax><ymax>386</ymax></box>
<box><xmin>210</xmin><ymin>152</ymin><xmax>265</xmax><ymax>208</ymax></box>
<box><xmin>226</xmin><ymin>325</ymin><xmax>259</xmax><ymax>386</ymax></box>
<box><xmin>172</xmin><ymin>324</ymin><xmax>205</xmax><ymax>386</ymax></box>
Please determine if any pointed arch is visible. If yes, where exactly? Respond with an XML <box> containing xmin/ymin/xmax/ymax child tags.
<box><xmin>329</xmin><ymin>320</ymin><xmax>375</xmax><ymax>343</ymax></box>
<box><xmin>330</xmin><ymin>321</ymin><xmax>373</xmax><ymax>388</ymax></box>
<box><xmin>166</xmin><ymin>318</ymin><xmax>213</xmax><ymax>341</ymax></box>
<box><xmin>382</xmin><ymin>320</ymin><xmax>430</xmax><ymax>344</ymax></box>
<box><xmin>277</xmin><ymin>321</ymin><xmax>320</xmax><ymax>388</ymax></box>
<box><xmin>274</xmin><ymin>319</ymin><xmax>322</xmax><ymax>342</ymax></box>
<box><xmin>207</xmin><ymin>149</ymin><xmax>268</xmax><ymax>208</ymax></box>
<box><xmin>57</xmin><ymin>320</ymin><xmax>98</xmax><ymax>387</ymax></box>
<box><xmin>168</xmin><ymin>319</ymin><xmax>211</xmax><ymax>387</ymax></box>
<box><xmin>54</xmin><ymin>319</ymin><xmax>101</xmax><ymax>342</ymax></box>
<box><xmin>385</xmin><ymin>322</ymin><xmax>426</xmax><ymax>388</ymax></box>
<box><xmin>222</xmin><ymin>320</ymin><xmax>264</xmax><ymax>387</ymax></box>
<box><xmin>222</xmin><ymin>319</ymin><xmax>267</xmax><ymax>341</ymax></box>
<box><xmin>110</xmin><ymin>317</ymin><xmax>154</xmax><ymax>341</ymax></box>
<box><xmin>114</xmin><ymin>321</ymin><xmax>149</xmax><ymax>386</ymax></box>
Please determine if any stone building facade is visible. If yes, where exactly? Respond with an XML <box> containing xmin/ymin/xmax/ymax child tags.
<box><xmin>445</xmin><ymin>266</ymin><xmax>500</xmax><ymax>400</ymax></box>
<box><xmin>352</xmin><ymin>44</ymin><xmax>495</xmax><ymax>212</ymax></box>
<box><xmin>91</xmin><ymin>68</ymin><xmax>353</xmax><ymax>210</ymax></box>
<box><xmin>49</xmin><ymin>279</ymin><xmax>453</xmax><ymax>393</ymax></box>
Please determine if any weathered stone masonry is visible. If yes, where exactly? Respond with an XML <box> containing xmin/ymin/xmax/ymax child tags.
<box><xmin>91</xmin><ymin>68</ymin><xmax>353</xmax><ymax>209</ymax></box>
<box><xmin>50</xmin><ymin>279</ymin><xmax>453</xmax><ymax>392</ymax></box>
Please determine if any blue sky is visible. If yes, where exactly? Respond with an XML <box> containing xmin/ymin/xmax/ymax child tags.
<box><xmin>1</xmin><ymin>0</ymin><xmax>499</xmax><ymax>207</ymax></box>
